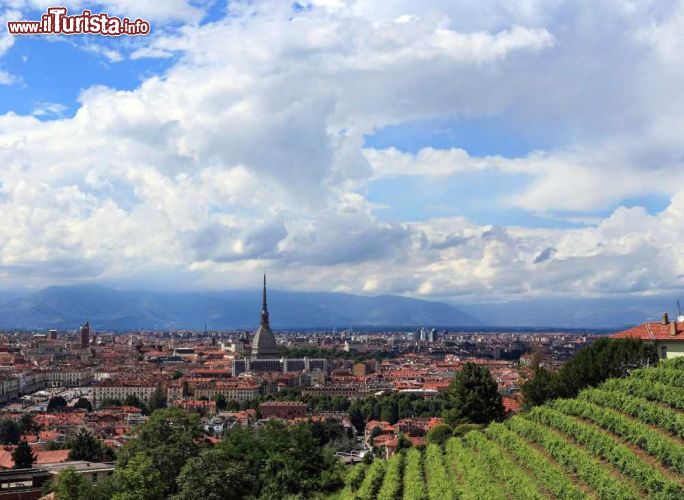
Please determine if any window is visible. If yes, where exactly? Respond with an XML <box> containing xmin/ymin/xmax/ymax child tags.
<box><xmin>661</xmin><ymin>345</ymin><xmax>668</xmax><ymax>358</ymax></box>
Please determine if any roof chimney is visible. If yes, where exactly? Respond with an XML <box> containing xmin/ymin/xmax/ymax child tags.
<box><xmin>662</xmin><ymin>312</ymin><xmax>669</xmax><ymax>325</ymax></box>
<box><xmin>671</xmin><ymin>322</ymin><xmax>677</xmax><ymax>337</ymax></box>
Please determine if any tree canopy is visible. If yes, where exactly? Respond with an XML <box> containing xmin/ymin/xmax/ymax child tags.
<box><xmin>175</xmin><ymin>448</ymin><xmax>252</xmax><ymax>500</ymax></box>
<box><xmin>426</xmin><ymin>423</ymin><xmax>452</xmax><ymax>445</ymax></box>
<box><xmin>67</xmin><ymin>428</ymin><xmax>115</xmax><ymax>462</ymax></box>
<box><xmin>123</xmin><ymin>395</ymin><xmax>147</xmax><ymax>413</ymax></box>
<box><xmin>115</xmin><ymin>408</ymin><xmax>202</xmax><ymax>498</ymax></box>
<box><xmin>47</xmin><ymin>396</ymin><xmax>68</xmax><ymax>412</ymax></box>
<box><xmin>0</xmin><ymin>419</ymin><xmax>21</xmax><ymax>445</ymax></box>
<box><xmin>147</xmin><ymin>388</ymin><xmax>167</xmax><ymax>413</ymax></box>
<box><xmin>521</xmin><ymin>337</ymin><xmax>658</xmax><ymax>408</ymax></box>
<box><xmin>12</xmin><ymin>440</ymin><xmax>36</xmax><ymax>469</ymax></box>
<box><xmin>112</xmin><ymin>453</ymin><xmax>163</xmax><ymax>500</ymax></box>
<box><xmin>73</xmin><ymin>398</ymin><xmax>93</xmax><ymax>412</ymax></box>
<box><xmin>442</xmin><ymin>362</ymin><xmax>504</xmax><ymax>426</ymax></box>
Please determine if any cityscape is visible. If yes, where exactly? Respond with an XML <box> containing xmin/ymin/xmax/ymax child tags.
<box><xmin>0</xmin><ymin>276</ymin><xmax>681</xmax><ymax>498</ymax></box>
<box><xmin>1</xmin><ymin>1</ymin><xmax>684</xmax><ymax>499</ymax></box>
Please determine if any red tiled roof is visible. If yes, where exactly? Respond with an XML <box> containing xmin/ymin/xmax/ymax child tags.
<box><xmin>612</xmin><ymin>321</ymin><xmax>684</xmax><ymax>341</ymax></box>
<box><xmin>502</xmin><ymin>397</ymin><xmax>521</xmax><ymax>414</ymax></box>
<box><xmin>0</xmin><ymin>450</ymin><xmax>13</xmax><ymax>469</ymax></box>
<box><xmin>0</xmin><ymin>448</ymin><xmax>70</xmax><ymax>469</ymax></box>
<box><xmin>36</xmin><ymin>449</ymin><xmax>70</xmax><ymax>464</ymax></box>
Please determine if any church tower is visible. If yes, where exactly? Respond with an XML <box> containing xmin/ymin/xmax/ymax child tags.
<box><xmin>251</xmin><ymin>275</ymin><xmax>279</xmax><ymax>358</ymax></box>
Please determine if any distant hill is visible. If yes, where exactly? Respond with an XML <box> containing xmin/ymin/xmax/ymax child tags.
<box><xmin>0</xmin><ymin>285</ymin><xmax>481</xmax><ymax>330</ymax></box>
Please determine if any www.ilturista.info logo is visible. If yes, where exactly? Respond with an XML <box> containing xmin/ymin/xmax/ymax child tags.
<box><xmin>7</xmin><ymin>7</ymin><xmax>150</xmax><ymax>36</ymax></box>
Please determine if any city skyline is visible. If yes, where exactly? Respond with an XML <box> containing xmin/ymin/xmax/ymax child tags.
<box><xmin>1</xmin><ymin>1</ymin><xmax>683</xmax><ymax>311</ymax></box>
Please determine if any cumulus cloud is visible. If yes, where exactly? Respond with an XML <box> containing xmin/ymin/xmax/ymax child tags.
<box><xmin>0</xmin><ymin>0</ymin><xmax>683</xmax><ymax>304</ymax></box>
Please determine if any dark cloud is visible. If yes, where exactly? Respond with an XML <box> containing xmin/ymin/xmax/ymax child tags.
<box><xmin>533</xmin><ymin>247</ymin><xmax>556</xmax><ymax>264</ymax></box>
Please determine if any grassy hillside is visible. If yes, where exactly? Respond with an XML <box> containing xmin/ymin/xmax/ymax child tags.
<box><xmin>338</xmin><ymin>358</ymin><xmax>684</xmax><ymax>499</ymax></box>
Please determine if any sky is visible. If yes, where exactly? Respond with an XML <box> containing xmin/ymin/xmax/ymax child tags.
<box><xmin>0</xmin><ymin>0</ymin><xmax>684</xmax><ymax>307</ymax></box>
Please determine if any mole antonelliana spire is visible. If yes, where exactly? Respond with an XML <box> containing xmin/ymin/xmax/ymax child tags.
<box><xmin>261</xmin><ymin>274</ymin><xmax>269</xmax><ymax>328</ymax></box>
<box><xmin>251</xmin><ymin>274</ymin><xmax>278</xmax><ymax>358</ymax></box>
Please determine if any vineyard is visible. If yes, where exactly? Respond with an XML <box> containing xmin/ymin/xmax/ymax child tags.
<box><xmin>335</xmin><ymin>358</ymin><xmax>684</xmax><ymax>499</ymax></box>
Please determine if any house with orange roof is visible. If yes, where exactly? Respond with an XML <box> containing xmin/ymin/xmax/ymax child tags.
<box><xmin>612</xmin><ymin>313</ymin><xmax>684</xmax><ymax>359</ymax></box>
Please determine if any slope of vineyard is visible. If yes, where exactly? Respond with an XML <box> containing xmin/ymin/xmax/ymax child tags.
<box><xmin>338</xmin><ymin>358</ymin><xmax>684</xmax><ymax>500</ymax></box>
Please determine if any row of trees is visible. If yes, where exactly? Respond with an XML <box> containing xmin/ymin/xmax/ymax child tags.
<box><xmin>348</xmin><ymin>362</ymin><xmax>505</xmax><ymax>431</ymax></box>
<box><xmin>521</xmin><ymin>338</ymin><xmax>658</xmax><ymax>407</ymax></box>
<box><xmin>278</xmin><ymin>346</ymin><xmax>396</xmax><ymax>363</ymax></box>
<box><xmin>0</xmin><ymin>413</ymin><xmax>41</xmax><ymax>444</ymax></box>
<box><xmin>48</xmin><ymin>407</ymin><xmax>346</xmax><ymax>499</ymax></box>
<box><xmin>98</xmin><ymin>388</ymin><xmax>167</xmax><ymax>414</ymax></box>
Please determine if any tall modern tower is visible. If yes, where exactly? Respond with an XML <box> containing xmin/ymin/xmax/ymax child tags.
<box><xmin>251</xmin><ymin>275</ymin><xmax>279</xmax><ymax>358</ymax></box>
<box><xmin>80</xmin><ymin>321</ymin><xmax>90</xmax><ymax>349</ymax></box>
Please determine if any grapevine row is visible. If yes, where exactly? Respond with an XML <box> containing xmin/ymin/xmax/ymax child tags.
<box><xmin>529</xmin><ymin>405</ymin><xmax>683</xmax><ymax>498</ymax></box>
<box><xmin>345</xmin><ymin>462</ymin><xmax>366</xmax><ymax>492</ymax></box>
<box><xmin>485</xmin><ymin>422</ymin><xmax>586</xmax><ymax>500</ymax></box>
<box><xmin>635</xmin><ymin>367</ymin><xmax>684</xmax><ymax>388</ymax></box>
<box><xmin>549</xmin><ymin>398</ymin><xmax>684</xmax><ymax>474</ymax></box>
<box><xmin>377</xmin><ymin>451</ymin><xmax>404</xmax><ymax>500</ymax></box>
<box><xmin>423</xmin><ymin>444</ymin><xmax>454</xmax><ymax>500</ymax></box>
<box><xmin>579</xmin><ymin>388</ymin><xmax>684</xmax><ymax>439</ymax></box>
<box><xmin>403</xmin><ymin>447</ymin><xmax>428</xmax><ymax>500</ymax></box>
<box><xmin>601</xmin><ymin>378</ymin><xmax>684</xmax><ymax>411</ymax></box>
<box><xmin>462</xmin><ymin>431</ymin><xmax>545</xmax><ymax>500</ymax></box>
<box><xmin>507</xmin><ymin>415</ymin><xmax>640</xmax><ymax>499</ymax></box>
<box><xmin>354</xmin><ymin>459</ymin><xmax>386</xmax><ymax>500</ymax></box>
<box><xmin>444</xmin><ymin>437</ymin><xmax>506</xmax><ymax>500</ymax></box>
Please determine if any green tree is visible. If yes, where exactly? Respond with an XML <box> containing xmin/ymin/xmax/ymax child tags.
<box><xmin>116</xmin><ymin>408</ymin><xmax>202</xmax><ymax>498</ymax></box>
<box><xmin>0</xmin><ymin>419</ymin><xmax>21</xmax><ymax>444</ymax></box>
<box><xmin>217</xmin><ymin>421</ymin><xmax>344</xmax><ymax>498</ymax></box>
<box><xmin>521</xmin><ymin>367</ymin><xmax>556</xmax><ymax>408</ymax></box>
<box><xmin>174</xmin><ymin>448</ymin><xmax>252</xmax><ymax>500</ymax></box>
<box><xmin>47</xmin><ymin>396</ymin><xmax>68</xmax><ymax>412</ymax></box>
<box><xmin>396</xmin><ymin>433</ymin><xmax>412</xmax><ymax>451</ymax></box>
<box><xmin>73</xmin><ymin>397</ymin><xmax>93</xmax><ymax>412</ymax></box>
<box><xmin>44</xmin><ymin>440</ymin><xmax>67</xmax><ymax>451</ymax></box>
<box><xmin>451</xmin><ymin>423</ymin><xmax>483</xmax><ymax>437</ymax></box>
<box><xmin>426</xmin><ymin>423</ymin><xmax>452</xmax><ymax>445</ymax></box>
<box><xmin>113</xmin><ymin>453</ymin><xmax>163</xmax><ymax>500</ymax></box>
<box><xmin>349</xmin><ymin>404</ymin><xmax>364</xmax><ymax>432</ymax></box>
<box><xmin>379</xmin><ymin>400</ymin><xmax>398</xmax><ymax>424</ymax></box>
<box><xmin>147</xmin><ymin>388</ymin><xmax>167</xmax><ymax>413</ymax></box>
<box><xmin>19</xmin><ymin>414</ymin><xmax>39</xmax><ymax>436</ymax></box>
<box><xmin>213</xmin><ymin>394</ymin><xmax>227</xmax><ymax>412</ymax></box>
<box><xmin>53</xmin><ymin>467</ymin><xmax>94</xmax><ymax>500</ymax></box>
<box><xmin>123</xmin><ymin>394</ymin><xmax>147</xmax><ymax>413</ymax></box>
<box><xmin>521</xmin><ymin>337</ymin><xmax>658</xmax><ymax>408</ymax></box>
<box><xmin>99</xmin><ymin>398</ymin><xmax>123</xmax><ymax>408</ymax></box>
<box><xmin>443</xmin><ymin>362</ymin><xmax>504</xmax><ymax>426</ymax></box>
<box><xmin>68</xmin><ymin>428</ymin><xmax>114</xmax><ymax>462</ymax></box>
<box><xmin>12</xmin><ymin>440</ymin><xmax>36</xmax><ymax>469</ymax></box>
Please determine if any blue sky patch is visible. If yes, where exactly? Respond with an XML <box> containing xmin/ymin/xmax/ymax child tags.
<box><xmin>0</xmin><ymin>35</ymin><xmax>175</xmax><ymax>118</ymax></box>
<box><xmin>364</xmin><ymin>115</ymin><xmax>555</xmax><ymax>158</ymax></box>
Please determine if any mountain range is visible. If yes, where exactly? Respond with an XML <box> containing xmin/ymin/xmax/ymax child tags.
<box><xmin>0</xmin><ymin>285</ymin><xmax>481</xmax><ymax>330</ymax></box>
<box><xmin>0</xmin><ymin>285</ymin><xmax>677</xmax><ymax>330</ymax></box>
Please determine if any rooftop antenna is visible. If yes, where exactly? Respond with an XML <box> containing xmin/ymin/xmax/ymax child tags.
<box><xmin>678</xmin><ymin>300</ymin><xmax>684</xmax><ymax>323</ymax></box>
